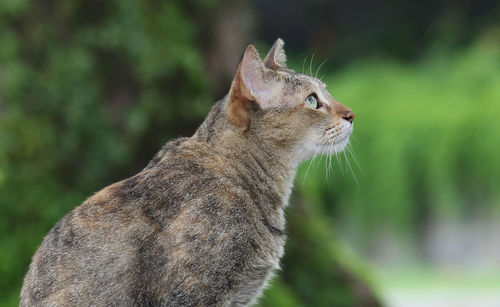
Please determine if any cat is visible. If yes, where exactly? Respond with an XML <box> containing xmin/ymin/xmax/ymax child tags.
<box><xmin>20</xmin><ymin>38</ymin><xmax>354</xmax><ymax>306</ymax></box>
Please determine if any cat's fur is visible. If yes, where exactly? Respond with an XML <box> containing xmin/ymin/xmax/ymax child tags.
<box><xmin>20</xmin><ymin>39</ymin><xmax>354</xmax><ymax>306</ymax></box>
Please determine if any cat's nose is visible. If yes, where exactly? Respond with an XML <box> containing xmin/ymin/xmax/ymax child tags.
<box><xmin>343</xmin><ymin>110</ymin><xmax>354</xmax><ymax>123</ymax></box>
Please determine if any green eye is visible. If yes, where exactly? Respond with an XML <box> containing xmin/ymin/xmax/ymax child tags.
<box><xmin>305</xmin><ymin>94</ymin><xmax>319</xmax><ymax>109</ymax></box>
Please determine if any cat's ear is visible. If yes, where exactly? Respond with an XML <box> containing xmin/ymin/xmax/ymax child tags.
<box><xmin>227</xmin><ymin>44</ymin><xmax>266</xmax><ymax>129</ymax></box>
<box><xmin>264</xmin><ymin>38</ymin><xmax>287</xmax><ymax>69</ymax></box>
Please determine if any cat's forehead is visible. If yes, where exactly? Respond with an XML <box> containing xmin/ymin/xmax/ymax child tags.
<box><xmin>257</xmin><ymin>68</ymin><xmax>333</xmax><ymax>108</ymax></box>
<box><xmin>272</xmin><ymin>70</ymin><xmax>327</xmax><ymax>95</ymax></box>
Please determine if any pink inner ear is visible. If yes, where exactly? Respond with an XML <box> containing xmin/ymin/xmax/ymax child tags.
<box><xmin>240</xmin><ymin>51</ymin><xmax>266</xmax><ymax>100</ymax></box>
<box><xmin>240</xmin><ymin>49</ymin><xmax>276</xmax><ymax>107</ymax></box>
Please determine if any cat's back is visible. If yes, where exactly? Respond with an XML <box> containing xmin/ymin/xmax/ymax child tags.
<box><xmin>21</xmin><ymin>138</ymin><xmax>284</xmax><ymax>306</ymax></box>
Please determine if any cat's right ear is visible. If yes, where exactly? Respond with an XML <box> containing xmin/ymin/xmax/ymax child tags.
<box><xmin>264</xmin><ymin>38</ymin><xmax>287</xmax><ymax>69</ymax></box>
<box><xmin>227</xmin><ymin>45</ymin><xmax>266</xmax><ymax>130</ymax></box>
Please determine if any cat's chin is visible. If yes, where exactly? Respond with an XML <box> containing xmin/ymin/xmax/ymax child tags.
<box><xmin>321</xmin><ymin>136</ymin><xmax>350</xmax><ymax>154</ymax></box>
<box><xmin>329</xmin><ymin>137</ymin><xmax>351</xmax><ymax>153</ymax></box>
<box><xmin>304</xmin><ymin>135</ymin><xmax>350</xmax><ymax>161</ymax></box>
<box><xmin>306</xmin><ymin>124</ymin><xmax>352</xmax><ymax>159</ymax></box>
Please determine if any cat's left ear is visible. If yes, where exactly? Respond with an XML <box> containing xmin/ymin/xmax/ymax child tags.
<box><xmin>227</xmin><ymin>44</ymin><xmax>267</xmax><ymax>129</ymax></box>
<box><xmin>264</xmin><ymin>38</ymin><xmax>287</xmax><ymax>69</ymax></box>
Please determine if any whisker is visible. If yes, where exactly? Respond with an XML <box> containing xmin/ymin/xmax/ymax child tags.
<box><xmin>303</xmin><ymin>160</ymin><xmax>314</xmax><ymax>184</ymax></box>
<box><xmin>326</xmin><ymin>154</ymin><xmax>332</xmax><ymax>184</ymax></box>
<box><xmin>302</xmin><ymin>56</ymin><xmax>308</xmax><ymax>74</ymax></box>
<box><xmin>315</xmin><ymin>58</ymin><xmax>328</xmax><ymax>79</ymax></box>
<box><xmin>303</xmin><ymin>135</ymin><xmax>328</xmax><ymax>184</ymax></box>
<box><xmin>335</xmin><ymin>152</ymin><xmax>344</xmax><ymax>174</ymax></box>
<box><xmin>328</xmin><ymin>143</ymin><xmax>334</xmax><ymax>182</ymax></box>
<box><xmin>326</xmin><ymin>148</ymin><xmax>330</xmax><ymax>181</ymax></box>
<box><xmin>329</xmin><ymin>144</ymin><xmax>336</xmax><ymax>183</ymax></box>
<box><xmin>325</xmin><ymin>144</ymin><xmax>331</xmax><ymax>183</ymax></box>
<box><xmin>322</xmin><ymin>139</ymin><xmax>332</xmax><ymax>184</ymax></box>
<box><xmin>323</xmin><ymin>157</ymin><xmax>327</xmax><ymax>183</ymax></box>
<box><xmin>344</xmin><ymin>149</ymin><xmax>359</xmax><ymax>187</ymax></box>
<box><xmin>309</xmin><ymin>53</ymin><xmax>315</xmax><ymax>77</ymax></box>
<box><xmin>322</xmin><ymin>144</ymin><xmax>328</xmax><ymax>183</ymax></box>
<box><xmin>303</xmin><ymin>144</ymin><xmax>321</xmax><ymax>184</ymax></box>
<box><xmin>349</xmin><ymin>134</ymin><xmax>359</xmax><ymax>145</ymax></box>
<box><xmin>347</xmin><ymin>143</ymin><xmax>364</xmax><ymax>175</ymax></box>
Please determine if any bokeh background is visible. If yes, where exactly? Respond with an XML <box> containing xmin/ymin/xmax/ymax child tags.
<box><xmin>1</xmin><ymin>0</ymin><xmax>499</xmax><ymax>306</ymax></box>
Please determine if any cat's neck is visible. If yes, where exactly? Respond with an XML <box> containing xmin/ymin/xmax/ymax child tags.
<box><xmin>193</xmin><ymin>100</ymin><xmax>299</xmax><ymax>207</ymax></box>
<box><xmin>224</xmin><ymin>131</ymin><xmax>298</xmax><ymax>205</ymax></box>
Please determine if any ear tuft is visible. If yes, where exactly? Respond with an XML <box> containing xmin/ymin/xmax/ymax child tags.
<box><xmin>264</xmin><ymin>38</ymin><xmax>287</xmax><ymax>69</ymax></box>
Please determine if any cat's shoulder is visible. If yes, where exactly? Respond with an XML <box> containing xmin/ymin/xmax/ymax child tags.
<box><xmin>145</xmin><ymin>137</ymin><xmax>190</xmax><ymax>170</ymax></box>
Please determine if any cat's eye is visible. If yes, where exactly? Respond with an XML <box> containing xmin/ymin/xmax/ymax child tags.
<box><xmin>305</xmin><ymin>94</ymin><xmax>320</xmax><ymax>109</ymax></box>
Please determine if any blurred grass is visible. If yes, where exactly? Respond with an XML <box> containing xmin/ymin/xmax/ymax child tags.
<box><xmin>378</xmin><ymin>267</ymin><xmax>500</xmax><ymax>307</ymax></box>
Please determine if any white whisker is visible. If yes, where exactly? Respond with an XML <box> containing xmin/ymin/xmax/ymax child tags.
<box><xmin>315</xmin><ymin>59</ymin><xmax>328</xmax><ymax>79</ymax></box>
<box><xmin>302</xmin><ymin>56</ymin><xmax>308</xmax><ymax>74</ymax></box>
<box><xmin>347</xmin><ymin>143</ymin><xmax>363</xmax><ymax>175</ymax></box>
<box><xmin>330</xmin><ymin>143</ymin><xmax>335</xmax><ymax>178</ymax></box>
<box><xmin>322</xmin><ymin>145</ymin><xmax>328</xmax><ymax>183</ymax></box>
<box><xmin>303</xmin><ymin>134</ymin><xmax>328</xmax><ymax>184</ymax></box>
<box><xmin>325</xmin><ymin>143</ymin><xmax>331</xmax><ymax>183</ymax></box>
<box><xmin>309</xmin><ymin>53</ymin><xmax>315</xmax><ymax>77</ymax></box>
<box><xmin>303</xmin><ymin>142</ymin><xmax>322</xmax><ymax>183</ymax></box>
<box><xmin>329</xmin><ymin>143</ymin><xmax>335</xmax><ymax>182</ymax></box>
<box><xmin>344</xmin><ymin>149</ymin><xmax>359</xmax><ymax>187</ymax></box>
<box><xmin>335</xmin><ymin>151</ymin><xmax>344</xmax><ymax>174</ymax></box>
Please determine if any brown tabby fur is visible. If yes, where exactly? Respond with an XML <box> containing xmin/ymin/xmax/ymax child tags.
<box><xmin>20</xmin><ymin>39</ymin><xmax>354</xmax><ymax>306</ymax></box>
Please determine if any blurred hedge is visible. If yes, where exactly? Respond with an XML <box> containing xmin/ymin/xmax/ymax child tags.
<box><xmin>0</xmin><ymin>0</ymin><xmax>211</xmax><ymax>305</ymax></box>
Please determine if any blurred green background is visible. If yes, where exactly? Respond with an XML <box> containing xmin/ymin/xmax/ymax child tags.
<box><xmin>1</xmin><ymin>0</ymin><xmax>499</xmax><ymax>306</ymax></box>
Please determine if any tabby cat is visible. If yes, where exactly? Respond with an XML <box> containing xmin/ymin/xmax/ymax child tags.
<box><xmin>20</xmin><ymin>39</ymin><xmax>354</xmax><ymax>306</ymax></box>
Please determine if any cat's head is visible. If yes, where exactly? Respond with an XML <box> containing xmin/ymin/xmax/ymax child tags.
<box><xmin>226</xmin><ymin>39</ymin><xmax>354</xmax><ymax>161</ymax></box>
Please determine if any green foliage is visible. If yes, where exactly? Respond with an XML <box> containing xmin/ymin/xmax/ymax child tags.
<box><xmin>0</xmin><ymin>0</ymin><xmax>215</xmax><ymax>304</ymax></box>
<box><xmin>259</xmin><ymin>199</ymin><xmax>381</xmax><ymax>307</ymax></box>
